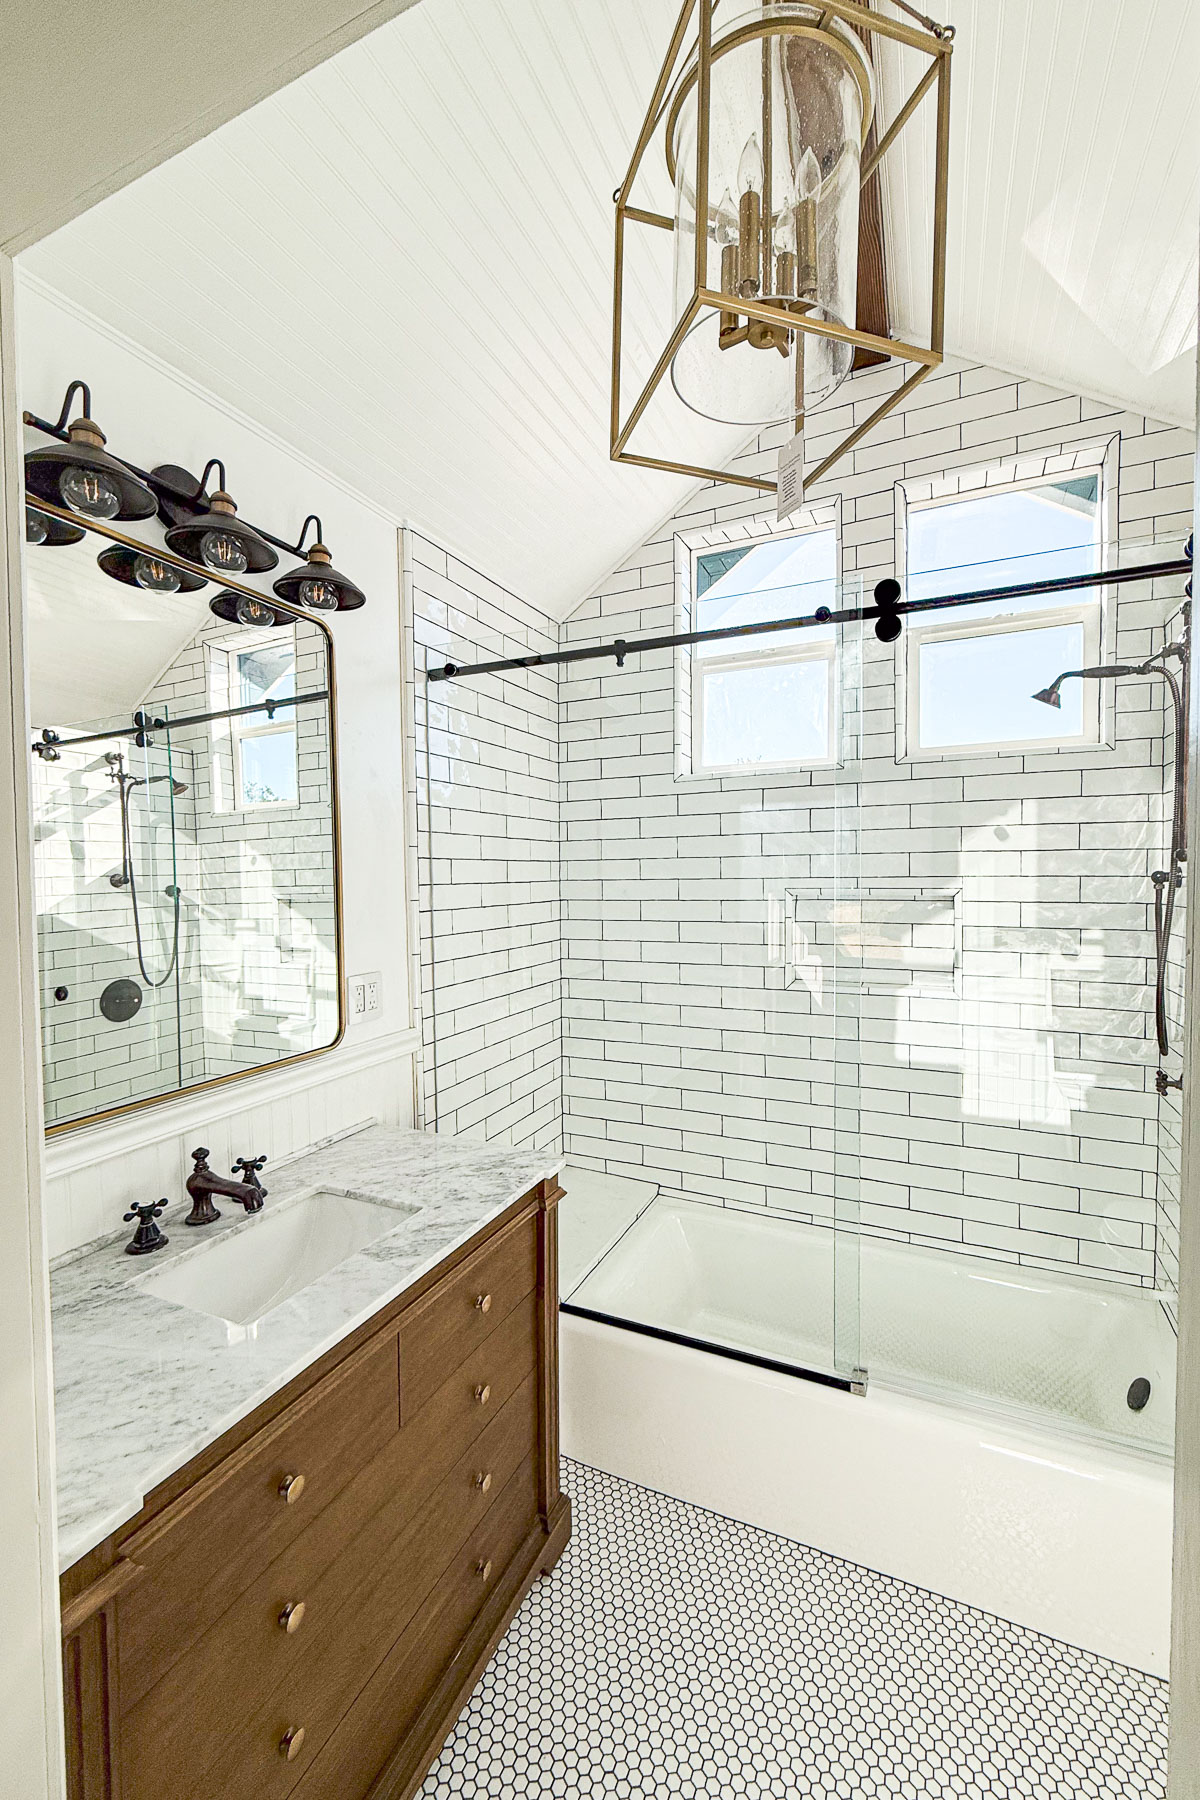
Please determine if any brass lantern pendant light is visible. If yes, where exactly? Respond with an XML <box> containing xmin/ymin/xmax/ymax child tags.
<box><xmin>611</xmin><ymin>0</ymin><xmax>953</xmax><ymax>498</ymax></box>
<box><xmin>666</xmin><ymin>4</ymin><xmax>876</xmax><ymax>433</ymax></box>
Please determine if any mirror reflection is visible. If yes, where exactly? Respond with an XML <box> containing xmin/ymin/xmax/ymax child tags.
<box><xmin>27</xmin><ymin>512</ymin><xmax>340</xmax><ymax>1129</ymax></box>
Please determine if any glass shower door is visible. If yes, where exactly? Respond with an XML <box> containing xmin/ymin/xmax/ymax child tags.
<box><xmin>558</xmin><ymin>591</ymin><xmax>865</xmax><ymax>1394</ymax></box>
<box><xmin>33</xmin><ymin>720</ymin><xmax>185</xmax><ymax>1124</ymax></box>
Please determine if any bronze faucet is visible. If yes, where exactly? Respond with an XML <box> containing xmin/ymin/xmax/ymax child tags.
<box><xmin>185</xmin><ymin>1147</ymin><xmax>269</xmax><ymax>1226</ymax></box>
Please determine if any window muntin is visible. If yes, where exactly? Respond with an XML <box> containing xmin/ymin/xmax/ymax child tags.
<box><xmin>689</xmin><ymin>524</ymin><xmax>838</xmax><ymax>773</ymax></box>
<box><xmin>903</xmin><ymin>472</ymin><xmax>1105</xmax><ymax>757</ymax></box>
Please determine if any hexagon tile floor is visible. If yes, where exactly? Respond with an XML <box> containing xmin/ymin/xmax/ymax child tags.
<box><xmin>419</xmin><ymin>1458</ymin><xmax>1168</xmax><ymax>1800</ymax></box>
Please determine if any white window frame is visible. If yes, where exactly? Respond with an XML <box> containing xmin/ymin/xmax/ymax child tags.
<box><xmin>208</xmin><ymin>626</ymin><xmax>301</xmax><ymax>814</ymax></box>
<box><xmin>692</xmin><ymin>637</ymin><xmax>839</xmax><ymax>776</ymax></box>
<box><xmin>905</xmin><ymin>600</ymin><xmax>1104</xmax><ymax>761</ymax></box>
<box><xmin>674</xmin><ymin>502</ymin><xmax>843</xmax><ymax>781</ymax></box>
<box><xmin>896</xmin><ymin>440</ymin><xmax>1118</xmax><ymax>763</ymax></box>
<box><xmin>233</xmin><ymin>712</ymin><xmax>299</xmax><ymax>812</ymax></box>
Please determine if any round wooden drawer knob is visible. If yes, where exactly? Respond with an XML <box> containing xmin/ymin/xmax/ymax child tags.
<box><xmin>476</xmin><ymin>1559</ymin><xmax>493</xmax><ymax>1582</ymax></box>
<box><xmin>278</xmin><ymin>1600</ymin><xmax>307</xmax><ymax>1634</ymax></box>
<box><xmin>278</xmin><ymin>1472</ymin><xmax>306</xmax><ymax>1505</ymax></box>
<box><xmin>475</xmin><ymin>1470</ymin><xmax>492</xmax><ymax>1494</ymax></box>
<box><xmin>279</xmin><ymin>1726</ymin><xmax>306</xmax><ymax>1762</ymax></box>
<box><xmin>474</xmin><ymin>1383</ymin><xmax>491</xmax><ymax>1406</ymax></box>
<box><xmin>474</xmin><ymin>1292</ymin><xmax>492</xmax><ymax>1313</ymax></box>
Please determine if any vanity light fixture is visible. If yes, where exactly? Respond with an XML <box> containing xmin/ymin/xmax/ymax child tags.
<box><xmin>163</xmin><ymin>461</ymin><xmax>280</xmax><ymax>575</ymax></box>
<box><xmin>272</xmin><ymin>517</ymin><xmax>366</xmax><ymax>613</ymax></box>
<box><xmin>208</xmin><ymin>588</ymin><xmax>294</xmax><ymax>629</ymax></box>
<box><xmin>24</xmin><ymin>386</ymin><xmax>369</xmax><ymax>612</ymax></box>
<box><xmin>25</xmin><ymin>505</ymin><xmax>85</xmax><ymax>547</ymax></box>
<box><xmin>97</xmin><ymin>546</ymin><xmax>209</xmax><ymax>595</ymax></box>
<box><xmin>24</xmin><ymin>381</ymin><xmax>158</xmax><ymax>522</ymax></box>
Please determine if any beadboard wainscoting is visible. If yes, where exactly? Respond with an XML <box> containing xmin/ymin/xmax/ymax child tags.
<box><xmin>43</xmin><ymin>1025</ymin><xmax>420</xmax><ymax>1262</ymax></box>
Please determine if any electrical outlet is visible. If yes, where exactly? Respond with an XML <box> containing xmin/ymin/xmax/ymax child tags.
<box><xmin>347</xmin><ymin>973</ymin><xmax>382</xmax><ymax>1022</ymax></box>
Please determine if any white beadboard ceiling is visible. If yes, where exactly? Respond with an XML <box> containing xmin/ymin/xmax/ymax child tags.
<box><xmin>18</xmin><ymin>0</ymin><xmax>1199</xmax><ymax>619</ymax></box>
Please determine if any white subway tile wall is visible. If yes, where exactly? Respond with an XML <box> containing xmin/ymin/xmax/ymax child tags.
<box><xmin>410</xmin><ymin>533</ymin><xmax>562</xmax><ymax>1151</ymax></box>
<box><xmin>560</xmin><ymin>359</ymin><xmax>1192</xmax><ymax>1298</ymax></box>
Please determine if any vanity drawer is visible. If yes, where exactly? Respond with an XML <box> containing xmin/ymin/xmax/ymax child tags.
<box><xmin>291</xmin><ymin>1456</ymin><xmax>542</xmax><ymax>1800</ymax></box>
<box><xmin>116</xmin><ymin>1321</ymin><xmax>400</xmax><ymax>1711</ymax></box>
<box><xmin>120</xmin><ymin>1302</ymin><xmax>538</xmax><ymax>1780</ymax></box>
<box><xmin>145</xmin><ymin>1388</ymin><xmax>538</xmax><ymax>1800</ymax></box>
<box><xmin>400</xmin><ymin>1210</ymin><xmax>538</xmax><ymax>1416</ymax></box>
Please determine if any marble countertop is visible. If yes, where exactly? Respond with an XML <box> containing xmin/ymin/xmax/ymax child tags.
<box><xmin>51</xmin><ymin>1125</ymin><xmax>561</xmax><ymax>1573</ymax></box>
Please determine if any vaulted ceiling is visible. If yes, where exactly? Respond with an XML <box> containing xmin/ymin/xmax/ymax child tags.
<box><xmin>18</xmin><ymin>0</ymin><xmax>1198</xmax><ymax>619</ymax></box>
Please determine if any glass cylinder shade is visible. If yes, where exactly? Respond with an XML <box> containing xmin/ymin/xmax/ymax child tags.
<box><xmin>669</xmin><ymin>4</ymin><xmax>872</xmax><ymax>429</ymax></box>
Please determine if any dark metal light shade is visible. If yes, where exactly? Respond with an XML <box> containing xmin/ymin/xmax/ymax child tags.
<box><xmin>25</xmin><ymin>505</ymin><xmax>85</xmax><ymax>546</ymax></box>
<box><xmin>97</xmin><ymin>546</ymin><xmax>209</xmax><ymax>594</ymax></box>
<box><xmin>24</xmin><ymin>418</ymin><xmax>157</xmax><ymax>521</ymax></box>
<box><xmin>209</xmin><ymin>589</ymin><xmax>294</xmax><ymax>629</ymax></box>
<box><xmin>272</xmin><ymin>541</ymin><xmax>366</xmax><ymax>612</ymax></box>
<box><xmin>165</xmin><ymin>489</ymin><xmax>279</xmax><ymax>574</ymax></box>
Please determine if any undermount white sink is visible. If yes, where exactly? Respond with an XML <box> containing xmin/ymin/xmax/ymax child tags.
<box><xmin>137</xmin><ymin>1188</ymin><xmax>419</xmax><ymax>1327</ymax></box>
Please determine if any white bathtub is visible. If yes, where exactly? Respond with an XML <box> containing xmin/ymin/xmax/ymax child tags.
<box><xmin>560</xmin><ymin>1193</ymin><xmax>1175</xmax><ymax>1674</ymax></box>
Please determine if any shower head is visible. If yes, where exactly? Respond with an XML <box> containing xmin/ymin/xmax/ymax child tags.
<box><xmin>130</xmin><ymin>773</ymin><xmax>189</xmax><ymax>796</ymax></box>
<box><xmin>1033</xmin><ymin>660</ymin><xmax>1149</xmax><ymax>710</ymax></box>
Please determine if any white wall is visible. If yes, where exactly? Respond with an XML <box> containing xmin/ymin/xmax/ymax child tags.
<box><xmin>0</xmin><ymin>252</ymin><xmax>64</xmax><ymax>1800</ymax></box>
<box><xmin>17</xmin><ymin>278</ymin><xmax>417</xmax><ymax>1256</ymax></box>
<box><xmin>561</xmin><ymin>357</ymin><xmax>1193</xmax><ymax>1294</ymax></box>
<box><xmin>0</xmin><ymin>0</ymin><xmax>423</xmax><ymax>254</ymax></box>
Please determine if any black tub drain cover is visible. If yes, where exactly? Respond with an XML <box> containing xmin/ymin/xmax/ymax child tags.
<box><xmin>1127</xmin><ymin>1377</ymin><xmax>1152</xmax><ymax>1412</ymax></box>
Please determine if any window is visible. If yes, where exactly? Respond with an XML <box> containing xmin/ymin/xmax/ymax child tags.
<box><xmin>901</xmin><ymin>463</ymin><xmax>1109</xmax><ymax>758</ymax></box>
<box><xmin>686</xmin><ymin>522</ymin><xmax>839</xmax><ymax>774</ymax></box>
<box><xmin>234</xmin><ymin>638</ymin><xmax>298</xmax><ymax>808</ymax></box>
<box><xmin>205</xmin><ymin>631</ymin><xmax>300</xmax><ymax>810</ymax></box>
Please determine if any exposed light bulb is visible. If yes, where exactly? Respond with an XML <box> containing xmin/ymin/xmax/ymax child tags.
<box><xmin>25</xmin><ymin>509</ymin><xmax>48</xmax><ymax>546</ymax></box>
<box><xmin>797</xmin><ymin>146</ymin><xmax>821</xmax><ymax>201</ymax></box>
<box><xmin>200</xmin><ymin>529</ymin><xmax>250</xmax><ymax>574</ymax></box>
<box><xmin>738</xmin><ymin>133</ymin><xmax>764</xmax><ymax>196</ymax></box>
<box><xmin>59</xmin><ymin>464</ymin><xmax>121</xmax><ymax>519</ymax></box>
<box><xmin>299</xmin><ymin>577</ymin><xmax>340</xmax><ymax>612</ymax></box>
<box><xmin>235</xmin><ymin>595</ymin><xmax>275</xmax><ymax>627</ymax></box>
<box><xmin>774</xmin><ymin>184</ymin><xmax>798</xmax><ymax>255</ymax></box>
<box><xmin>713</xmin><ymin>188</ymin><xmax>739</xmax><ymax>248</ymax></box>
<box><xmin>133</xmin><ymin>555</ymin><xmax>183</xmax><ymax>594</ymax></box>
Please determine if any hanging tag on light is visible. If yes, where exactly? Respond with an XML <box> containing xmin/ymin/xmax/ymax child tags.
<box><xmin>777</xmin><ymin>430</ymin><xmax>805</xmax><ymax>522</ymax></box>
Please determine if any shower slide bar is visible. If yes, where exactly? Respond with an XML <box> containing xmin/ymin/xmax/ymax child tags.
<box><xmin>31</xmin><ymin>689</ymin><xmax>330</xmax><ymax>759</ymax></box>
<box><xmin>426</xmin><ymin>553</ymin><xmax>1193</xmax><ymax>684</ymax></box>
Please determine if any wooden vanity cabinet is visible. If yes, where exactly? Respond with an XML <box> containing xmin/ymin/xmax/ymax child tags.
<box><xmin>60</xmin><ymin>1177</ymin><xmax>568</xmax><ymax>1800</ymax></box>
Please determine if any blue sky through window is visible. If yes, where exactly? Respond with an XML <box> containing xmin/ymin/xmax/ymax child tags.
<box><xmin>696</xmin><ymin>528</ymin><xmax>837</xmax><ymax>656</ymax></box>
<box><xmin>907</xmin><ymin>478</ymin><xmax>1100</xmax><ymax>616</ymax></box>
<box><xmin>907</xmin><ymin>476</ymin><xmax>1102</xmax><ymax>754</ymax></box>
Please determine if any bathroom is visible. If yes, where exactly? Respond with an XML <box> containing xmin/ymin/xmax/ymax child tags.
<box><xmin>3</xmin><ymin>2</ymin><xmax>1199</xmax><ymax>1796</ymax></box>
